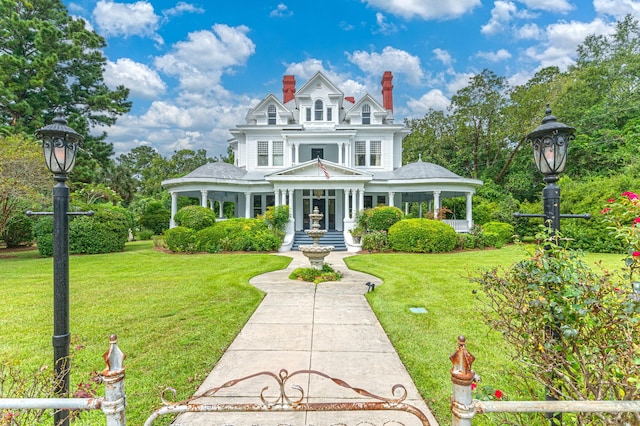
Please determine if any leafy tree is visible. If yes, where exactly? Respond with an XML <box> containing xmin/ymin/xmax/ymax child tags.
<box><xmin>0</xmin><ymin>0</ymin><xmax>131</xmax><ymax>178</ymax></box>
<box><xmin>0</xmin><ymin>134</ymin><xmax>49</xmax><ymax>237</ymax></box>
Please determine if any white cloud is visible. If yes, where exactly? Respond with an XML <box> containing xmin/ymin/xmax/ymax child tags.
<box><xmin>347</xmin><ymin>46</ymin><xmax>424</xmax><ymax>86</ymax></box>
<box><xmin>104</xmin><ymin>58</ymin><xmax>166</xmax><ymax>98</ymax></box>
<box><xmin>446</xmin><ymin>72</ymin><xmax>475</xmax><ymax>95</ymax></box>
<box><xmin>517</xmin><ymin>0</ymin><xmax>574</xmax><ymax>13</ymax></box>
<box><xmin>476</xmin><ymin>48</ymin><xmax>512</xmax><ymax>62</ymax></box>
<box><xmin>526</xmin><ymin>18</ymin><xmax>614</xmax><ymax>69</ymax></box>
<box><xmin>482</xmin><ymin>1</ymin><xmax>517</xmax><ymax>35</ymax></box>
<box><xmin>93</xmin><ymin>1</ymin><xmax>162</xmax><ymax>43</ymax></box>
<box><xmin>270</xmin><ymin>3</ymin><xmax>293</xmax><ymax>17</ymax></box>
<box><xmin>514</xmin><ymin>22</ymin><xmax>542</xmax><ymax>39</ymax></box>
<box><xmin>432</xmin><ymin>48</ymin><xmax>454</xmax><ymax>66</ymax></box>
<box><xmin>363</xmin><ymin>0</ymin><xmax>481</xmax><ymax>20</ymax></box>
<box><xmin>154</xmin><ymin>24</ymin><xmax>256</xmax><ymax>96</ymax></box>
<box><xmin>594</xmin><ymin>0</ymin><xmax>640</xmax><ymax>20</ymax></box>
<box><xmin>374</xmin><ymin>13</ymin><xmax>399</xmax><ymax>34</ymax></box>
<box><xmin>163</xmin><ymin>2</ymin><xmax>205</xmax><ymax>17</ymax></box>
<box><xmin>407</xmin><ymin>89</ymin><xmax>450</xmax><ymax>115</ymax></box>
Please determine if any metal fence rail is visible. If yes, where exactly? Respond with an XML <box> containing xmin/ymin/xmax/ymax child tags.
<box><xmin>0</xmin><ymin>335</ymin><xmax>126</xmax><ymax>426</ymax></box>
<box><xmin>450</xmin><ymin>335</ymin><xmax>640</xmax><ymax>425</ymax></box>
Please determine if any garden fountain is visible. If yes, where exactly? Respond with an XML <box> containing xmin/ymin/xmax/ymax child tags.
<box><xmin>299</xmin><ymin>206</ymin><xmax>334</xmax><ymax>269</ymax></box>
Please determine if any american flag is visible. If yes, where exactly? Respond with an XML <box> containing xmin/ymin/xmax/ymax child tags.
<box><xmin>317</xmin><ymin>157</ymin><xmax>330</xmax><ymax>179</ymax></box>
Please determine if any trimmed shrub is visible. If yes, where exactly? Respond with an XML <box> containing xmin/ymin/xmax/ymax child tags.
<box><xmin>164</xmin><ymin>226</ymin><xmax>197</xmax><ymax>252</ymax></box>
<box><xmin>173</xmin><ymin>205</ymin><xmax>216</xmax><ymax>231</ymax></box>
<box><xmin>360</xmin><ymin>206</ymin><xmax>403</xmax><ymax>231</ymax></box>
<box><xmin>361</xmin><ymin>230</ymin><xmax>389</xmax><ymax>252</ymax></box>
<box><xmin>194</xmin><ymin>219</ymin><xmax>281</xmax><ymax>253</ymax></box>
<box><xmin>262</xmin><ymin>205</ymin><xmax>289</xmax><ymax>234</ymax></box>
<box><xmin>388</xmin><ymin>219</ymin><xmax>457</xmax><ymax>253</ymax></box>
<box><xmin>482</xmin><ymin>222</ymin><xmax>514</xmax><ymax>246</ymax></box>
<box><xmin>136</xmin><ymin>229</ymin><xmax>155</xmax><ymax>240</ymax></box>
<box><xmin>33</xmin><ymin>205</ymin><xmax>130</xmax><ymax>256</ymax></box>
<box><xmin>139</xmin><ymin>201</ymin><xmax>170</xmax><ymax>235</ymax></box>
<box><xmin>2</xmin><ymin>214</ymin><xmax>34</xmax><ymax>247</ymax></box>
<box><xmin>456</xmin><ymin>233</ymin><xmax>477</xmax><ymax>250</ymax></box>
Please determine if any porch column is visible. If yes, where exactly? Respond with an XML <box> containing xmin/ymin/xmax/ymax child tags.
<box><xmin>358</xmin><ymin>188</ymin><xmax>364</xmax><ymax>213</ymax></box>
<box><xmin>405</xmin><ymin>202</ymin><xmax>409</xmax><ymax>215</ymax></box>
<box><xmin>294</xmin><ymin>142</ymin><xmax>300</xmax><ymax>164</ymax></box>
<box><xmin>200</xmin><ymin>190</ymin><xmax>208</xmax><ymax>207</ymax></box>
<box><xmin>338</xmin><ymin>142</ymin><xmax>343</xmax><ymax>165</ymax></box>
<box><xmin>433</xmin><ymin>190</ymin><xmax>441</xmax><ymax>220</ymax></box>
<box><xmin>288</xmin><ymin>189</ymin><xmax>294</xmax><ymax>219</ymax></box>
<box><xmin>351</xmin><ymin>188</ymin><xmax>357</xmax><ymax>218</ymax></box>
<box><xmin>244</xmin><ymin>192</ymin><xmax>251</xmax><ymax>218</ymax></box>
<box><xmin>170</xmin><ymin>191</ymin><xmax>178</xmax><ymax>228</ymax></box>
<box><xmin>344</xmin><ymin>189</ymin><xmax>350</xmax><ymax>220</ymax></box>
<box><xmin>275</xmin><ymin>189</ymin><xmax>280</xmax><ymax>207</ymax></box>
<box><xmin>466</xmin><ymin>192</ymin><xmax>473</xmax><ymax>230</ymax></box>
<box><xmin>282</xmin><ymin>189</ymin><xmax>288</xmax><ymax>206</ymax></box>
<box><xmin>218</xmin><ymin>200</ymin><xmax>224</xmax><ymax>218</ymax></box>
<box><xmin>388</xmin><ymin>191</ymin><xmax>395</xmax><ymax>207</ymax></box>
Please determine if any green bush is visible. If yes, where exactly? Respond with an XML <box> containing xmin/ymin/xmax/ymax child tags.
<box><xmin>136</xmin><ymin>229</ymin><xmax>155</xmax><ymax>240</ymax></box>
<box><xmin>164</xmin><ymin>226</ymin><xmax>197</xmax><ymax>253</ymax></box>
<box><xmin>359</xmin><ymin>206</ymin><xmax>403</xmax><ymax>231</ymax></box>
<box><xmin>139</xmin><ymin>201</ymin><xmax>170</xmax><ymax>235</ymax></box>
<box><xmin>173</xmin><ymin>205</ymin><xmax>216</xmax><ymax>231</ymax></box>
<box><xmin>33</xmin><ymin>205</ymin><xmax>131</xmax><ymax>256</ymax></box>
<box><xmin>361</xmin><ymin>230</ymin><xmax>389</xmax><ymax>252</ymax></box>
<box><xmin>2</xmin><ymin>214</ymin><xmax>34</xmax><ymax>247</ymax></box>
<box><xmin>482</xmin><ymin>222</ymin><xmax>514</xmax><ymax>246</ymax></box>
<box><xmin>289</xmin><ymin>263</ymin><xmax>342</xmax><ymax>284</ymax></box>
<box><xmin>262</xmin><ymin>205</ymin><xmax>289</xmax><ymax>234</ymax></box>
<box><xmin>388</xmin><ymin>219</ymin><xmax>457</xmax><ymax>253</ymax></box>
<box><xmin>194</xmin><ymin>219</ymin><xmax>281</xmax><ymax>253</ymax></box>
<box><xmin>456</xmin><ymin>233</ymin><xmax>477</xmax><ymax>250</ymax></box>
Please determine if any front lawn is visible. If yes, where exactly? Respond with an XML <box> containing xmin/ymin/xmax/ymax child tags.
<box><xmin>345</xmin><ymin>245</ymin><xmax>625</xmax><ymax>424</ymax></box>
<box><xmin>0</xmin><ymin>241</ymin><xmax>290</xmax><ymax>425</ymax></box>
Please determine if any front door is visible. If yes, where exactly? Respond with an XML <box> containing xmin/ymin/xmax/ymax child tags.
<box><xmin>302</xmin><ymin>189</ymin><xmax>336</xmax><ymax>230</ymax></box>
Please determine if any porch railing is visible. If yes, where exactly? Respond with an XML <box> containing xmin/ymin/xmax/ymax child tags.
<box><xmin>0</xmin><ymin>335</ymin><xmax>126</xmax><ymax>426</ymax></box>
<box><xmin>442</xmin><ymin>220</ymin><xmax>471</xmax><ymax>233</ymax></box>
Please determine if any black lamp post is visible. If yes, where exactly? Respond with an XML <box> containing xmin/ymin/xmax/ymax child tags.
<box><xmin>514</xmin><ymin>105</ymin><xmax>591</xmax><ymax>233</ymax></box>
<box><xmin>514</xmin><ymin>105</ymin><xmax>590</xmax><ymax>425</ymax></box>
<box><xmin>31</xmin><ymin>112</ymin><xmax>85</xmax><ymax>426</ymax></box>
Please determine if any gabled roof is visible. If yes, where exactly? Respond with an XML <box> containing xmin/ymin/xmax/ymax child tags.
<box><xmin>245</xmin><ymin>94</ymin><xmax>293</xmax><ymax>123</ymax></box>
<box><xmin>265</xmin><ymin>159</ymin><xmax>371</xmax><ymax>182</ymax></box>
<box><xmin>294</xmin><ymin>72</ymin><xmax>344</xmax><ymax>102</ymax></box>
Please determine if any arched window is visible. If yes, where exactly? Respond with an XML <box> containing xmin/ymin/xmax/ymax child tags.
<box><xmin>314</xmin><ymin>100</ymin><xmax>323</xmax><ymax>121</ymax></box>
<box><xmin>268</xmin><ymin>105</ymin><xmax>276</xmax><ymax>125</ymax></box>
<box><xmin>362</xmin><ymin>104</ymin><xmax>371</xmax><ymax>124</ymax></box>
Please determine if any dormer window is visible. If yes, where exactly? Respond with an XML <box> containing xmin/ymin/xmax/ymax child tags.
<box><xmin>362</xmin><ymin>104</ymin><xmax>371</xmax><ymax>125</ymax></box>
<box><xmin>268</xmin><ymin>105</ymin><xmax>276</xmax><ymax>125</ymax></box>
<box><xmin>314</xmin><ymin>100</ymin><xmax>323</xmax><ymax>121</ymax></box>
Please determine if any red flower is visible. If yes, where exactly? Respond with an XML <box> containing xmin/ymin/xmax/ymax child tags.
<box><xmin>622</xmin><ymin>191</ymin><xmax>639</xmax><ymax>200</ymax></box>
<box><xmin>633</xmin><ymin>252</ymin><xmax>640</xmax><ymax>257</ymax></box>
<box><xmin>634</xmin><ymin>218</ymin><xmax>640</xmax><ymax>224</ymax></box>
<box><xmin>615</xmin><ymin>288</ymin><xmax>621</xmax><ymax>292</ymax></box>
<box><xmin>608</xmin><ymin>198</ymin><xmax>616</xmax><ymax>203</ymax></box>
<box><xmin>494</xmin><ymin>389</ymin><xmax>504</xmax><ymax>399</ymax></box>
<box><xmin>600</xmin><ymin>208</ymin><xmax>611</xmax><ymax>214</ymax></box>
<box><xmin>471</xmin><ymin>382</ymin><xmax>477</xmax><ymax>390</ymax></box>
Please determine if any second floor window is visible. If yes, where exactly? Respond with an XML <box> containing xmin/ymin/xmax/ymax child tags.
<box><xmin>268</xmin><ymin>105</ymin><xmax>276</xmax><ymax>125</ymax></box>
<box><xmin>273</xmin><ymin>141</ymin><xmax>283</xmax><ymax>166</ymax></box>
<box><xmin>362</xmin><ymin>104</ymin><xmax>371</xmax><ymax>124</ymax></box>
<box><xmin>370</xmin><ymin>140</ymin><xmax>381</xmax><ymax>166</ymax></box>
<box><xmin>327</xmin><ymin>107</ymin><xmax>332</xmax><ymax>121</ymax></box>
<box><xmin>355</xmin><ymin>141</ymin><xmax>366</xmax><ymax>166</ymax></box>
<box><xmin>315</xmin><ymin>100</ymin><xmax>323</xmax><ymax>121</ymax></box>
<box><xmin>258</xmin><ymin>141</ymin><xmax>269</xmax><ymax>166</ymax></box>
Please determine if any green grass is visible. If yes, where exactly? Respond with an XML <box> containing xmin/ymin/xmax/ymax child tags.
<box><xmin>0</xmin><ymin>241</ymin><xmax>290</xmax><ymax>425</ymax></box>
<box><xmin>1</xmin><ymin>242</ymin><xmax>627</xmax><ymax>424</ymax></box>
<box><xmin>345</xmin><ymin>245</ymin><xmax>626</xmax><ymax>424</ymax></box>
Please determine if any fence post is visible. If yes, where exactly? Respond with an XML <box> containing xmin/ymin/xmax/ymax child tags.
<box><xmin>450</xmin><ymin>336</ymin><xmax>476</xmax><ymax>426</ymax></box>
<box><xmin>101</xmin><ymin>335</ymin><xmax>126</xmax><ymax>426</ymax></box>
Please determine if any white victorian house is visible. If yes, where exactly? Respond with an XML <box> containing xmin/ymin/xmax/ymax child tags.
<box><xmin>162</xmin><ymin>71</ymin><xmax>483</xmax><ymax>252</ymax></box>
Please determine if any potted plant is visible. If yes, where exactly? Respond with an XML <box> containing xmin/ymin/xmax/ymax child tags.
<box><xmin>349</xmin><ymin>225</ymin><xmax>365</xmax><ymax>244</ymax></box>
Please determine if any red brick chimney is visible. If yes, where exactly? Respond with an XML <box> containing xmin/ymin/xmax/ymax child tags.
<box><xmin>283</xmin><ymin>75</ymin><xmax>296</xmax><ymax>103</ymax></box>
<box><xmin>381</xmin><ymin>71</ymin><xmax>393</xmax><ymax>111</ymax></box>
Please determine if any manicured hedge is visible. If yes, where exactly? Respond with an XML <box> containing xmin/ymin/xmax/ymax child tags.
<box><xmin>388</xmin><ymin>219</ymin><xmax>457</xmax><ymax>253</ymax></box>
<box><xmin>33</xmin><ymin>205</ymin><xmax>132</xmax><ymax>256</ymax></box>
<box><xmin>139</xmin><ymin>201</ymin><xmax>170</xmax><ymax>235</ymax></box>
<box><xmin>482</xmin><ymin>221</ymin><xmax>514</xmax><ymax>246</ymax></box>
<box><xmin>195</xmin><ymin>219</ymin><xmax>281</xmax><ymax>252</ymax></box>
<box><xmin>173</xmin><ymin>205</ymin><xmax>216</xmax><ymax>231</ymax></box>
<box><xmin>164</xmin><ymin>226</ymin><xmax>197</xmax><ymax>253</ymax></box>
<box><xmin>359</xmin><ymin>206</ymin><xmax>403</xmax><ymax>231</ymax></box>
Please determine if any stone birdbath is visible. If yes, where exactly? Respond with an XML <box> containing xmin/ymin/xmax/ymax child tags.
<box><xmin>299</xmin><ymin>206</ymin><xmax>334</xmax><ymax>269</ymax></box>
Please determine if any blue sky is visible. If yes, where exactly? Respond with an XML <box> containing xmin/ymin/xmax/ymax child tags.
<box><xmin>62</xmin><ymin>0</ymin><xmax>639</xmax><ymax>159</ymax></box>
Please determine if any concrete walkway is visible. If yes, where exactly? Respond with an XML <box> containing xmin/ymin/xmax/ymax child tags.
<box><xmin>173</xmin><ymin>251</ymin><xmax>439</xmax><ymax>426</ymax></box>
